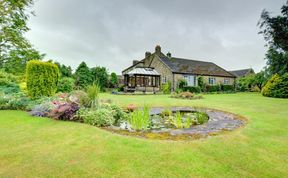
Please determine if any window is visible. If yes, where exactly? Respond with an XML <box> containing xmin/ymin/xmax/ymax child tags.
<box><xmin>162</xmin><ymin>76</ymin><xmax>167</xmax><ymax>84</ymax></box>
<box><xmin>224</xmin><ymin>78</ymin><xmax>230</xmax><ymax>85</ymax></box>
<box><xmin>184</xmin><ymin>75</ymin><xmax>196</xmax><ymax>86</ymax></box>
<box><xmin>208</xmin><ymin>77</ymin><xmax>216</xmax><ymax>85</ymax></box>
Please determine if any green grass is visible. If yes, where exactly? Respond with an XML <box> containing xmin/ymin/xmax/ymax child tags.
<box><xmin>1</xmin><ymin>93</ymin><xmax>288</xmax><ymax>177</ymax></box>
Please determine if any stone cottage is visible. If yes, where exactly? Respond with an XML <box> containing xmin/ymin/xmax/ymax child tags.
<box><xmin>122</xmin><ymin>45</ymin><xmax>236</xmax><ymax>92</ymax></box>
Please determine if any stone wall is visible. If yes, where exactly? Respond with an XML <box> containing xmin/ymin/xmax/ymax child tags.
<box><xmin>149</xmin><ymin>55</ymin><xmax>173</xmax><ymax>85</ymax></box>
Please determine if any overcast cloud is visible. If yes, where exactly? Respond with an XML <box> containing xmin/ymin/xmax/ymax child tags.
<box><xmin>25</xmin><ymin>0</ymin><xmax>285</xmax><ymax>74</ymax></box>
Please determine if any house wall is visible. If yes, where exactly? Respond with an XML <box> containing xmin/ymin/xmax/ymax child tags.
<box><xmin>202</xmin><ymin>76</ymin><xmax>235</xmax><ymax>85</ymax></box>
<box><xmin>149</xmin><ymin>55</ymin><xmax>173</xmax><ymax>85</ymax></box>
<box><xmin>172</xmin><ymin>74</ymin><xmax>235</xmax><ymax>90</ymax></box>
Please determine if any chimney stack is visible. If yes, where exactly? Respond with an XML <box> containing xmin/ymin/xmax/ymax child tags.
<box><xmin>155</xmin><ymin>45</ymin><xmax>161</xmax><ymax>55</ymax></box>
<box><xmin>145</xmin><ymin>51</ymin><xmax>151</xmax><ymax>58</ymax></box>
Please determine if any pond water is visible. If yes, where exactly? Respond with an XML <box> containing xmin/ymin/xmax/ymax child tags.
<box><xmin>107</xmin><ymin>107</ymin><xmax>246</xmax><ymax>141</ymax></box>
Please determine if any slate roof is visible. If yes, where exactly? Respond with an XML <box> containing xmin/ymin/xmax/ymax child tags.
<box><xmin>126</xmin><ymin>67</ymin><xmax>160</xmax><ymax>76</ymax></box>
<box><xmin>229</xmin><ymin>68</ymin><xmax>254</xmax><ymax>77</ymax></box>
<box><xmin>160</xmin><ymin>57</ymin><xmax>235</xmax><ymax>77</ymax></box>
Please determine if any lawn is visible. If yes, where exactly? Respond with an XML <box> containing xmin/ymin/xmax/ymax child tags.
<box><xmin>0</xmin><ymin>93</ymin><xmax>288</xmax><ymax>177</ymax></box>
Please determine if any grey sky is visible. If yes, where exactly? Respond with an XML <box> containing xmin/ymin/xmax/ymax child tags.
<box><xmin>26</xmin><ymin>0</ymin><xmax>285</xmax><ymax>74</ymax></box>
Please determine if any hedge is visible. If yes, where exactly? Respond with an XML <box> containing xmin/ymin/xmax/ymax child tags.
<box><xmin>182</xmin><ymin>86</ymin><xmax>201</xmax><ymax>93</ymax></box>
<box><xmin>221</xmin><ymin>84</ymin><xmax>235</xmax><ymax>92</ymax></box>
<box><xmin>262</xmin><ymin>73</ymin><xmax>288</xmax><ymax>98</ymax></box>
<box><xmin>26</xmin><ymin>60</ymin><xmax>59</xmax><ymax>99</ymax></box>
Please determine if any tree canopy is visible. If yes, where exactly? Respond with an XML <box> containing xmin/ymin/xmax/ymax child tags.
<box><xmin>74</xmin><ymin>61</ymin><xmax>93</xmax><ymax>89</ymax></box>
<box><xmin>258</xmin><ymin>0</ymin><xmax>288</xmax><ymax>76</ymax></box>
<box><xmin>0</xmin><ymin>0</ymin><xmax>44</xmax><ymax>74</ymax></box>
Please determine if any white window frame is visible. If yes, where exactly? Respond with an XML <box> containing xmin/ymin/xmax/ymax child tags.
<box><xmin>184</xmin><ymin>75</ymin><xmax>196</xmax><ymax>86</ymax></box>
<box><xmin>224</xmin><ymin>78</ymin><xmax>230</xmax><ymax>85</ymax></box>
<box><xmin>208</xmin><ymin>77</ymin><xmax>216</xmax><ymax>85</ymax></box>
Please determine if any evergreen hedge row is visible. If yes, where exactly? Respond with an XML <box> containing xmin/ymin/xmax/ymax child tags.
<box><xmin>26</xmin><ymin>60</ymin><xmax>59</xmax><ymax>99</ymax></box>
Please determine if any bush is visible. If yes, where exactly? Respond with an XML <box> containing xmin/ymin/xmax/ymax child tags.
<box><xmin>0</xmin><ymin>92</ymin><xmax>31</xmax><ymax>110</ymax></box>
<box><xmin>205</xmin><ymin>85</ymin><xmax>221</xmax><ymax>92</ymax></box>
<box><xmin>0</xmin><ymin>83</ymin><xmax>20</xmax><ymax>94</ymax></box>
<box><xmin>221</xmin><ymin>85</ymin><xmax>235</xmax><ymax>92</ymax></box>
<box><xmin>0</xmin><ymin>70</ymin><xmax>21</xmax><ymax>94</ymax></box>
<box><xmin>57</xmin><ymin>77</ymin><xmax>75</xmax><ymax>93</ymax></box>
<box><xmin>162</xmin><ymin>81</ymin><xmax>171</xmax><ymax>94</ymax></box>
<box><xmin>70</xmin><ymin>90</ymin><xmax>89</xmax><ymax>107</ymax></box>
<box><xmin>26</xmin><ymin>60</ymin><xmax>60</xmax><ymax>99</ymax></box>
<box><xmin>178</xmin><ymin>79</ymin><xmax>187</xmax><ymax>89</ymax></box>
<box><xmin>183</xmin><ymin>86</ymin><xmax>201</xmax><ymax>93</ymax></box>
<box><xmin>48</xmin><ymin>102</ymin><xmax>80</xmax><ymax>121</ymax></box>
<box><xmin>197</xmin><ymin>76</ymin><xmax>205</xmax><ymax>92</ymax></box>
<box><xmin>262</xmin><ymin>73</ymin><xmax>288</xmax><ymax>98</ymax></box>
<box><xmin>79</xmin><ymin>108</ymin><xmax>114</xmax><ymax>127</ymax></box>
<box><xmin>101</xmin><ymin>103</ymin><xmax>128</xmax><ymax>125</ymax></box>
<box><xmin>117</xmin><ymin>84</ymin><xmax>125</xmax><ymax>92</ymax></box>
<box><xmin>29</xmin><ymin>101</ymin><xmax>55</xmax><ymax>117</ymax></box>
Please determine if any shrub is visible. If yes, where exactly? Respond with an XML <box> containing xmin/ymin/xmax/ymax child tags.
<box><xmin>70</xmin><ymin>90</ymin><xmax>89</xmax><ymax>107</ymax></box>
<box><xmin>79</xmin><ymin>108</ymin><xmax>114</xmax><ymax>127</ymax></box>
<box><xmin>0</xmin><ymin>83</ymin><xmax>20</xmax><ymax>94</ymax></box>
<box><xmin>0</xmin><ymin>70</ymin><xmax>21</xmax><ymax>94</ymax></box>
<box><xmin>117</xmin><ymin>84</ymin><xmax>125</xmax><ymax>92</ymax></box>
<box><xmin>48</xmin><ymin>102</ymin><xmax>80</xmax><ymax>120</ymax></box>
<box><xmin>0</xmin><ymin>92</ymin><xmax>31</xmax><ymax>110</ymax></box>
<box><xmin>101</xmin><ymin>103</ymin><xmax>128</xmax><ymax>125</ymax></box>
<box><xmin>57</xmin><ymin>77</ymin><xmax>75</xmax><ymax>93</ymax></box>
<box><xmin>221</xmin><ymin>85</ymin><xmax>235</xmax><ymax>92</ymax></box>
<box><xmin>171</xmin><ymin>92</ymin><xmax>203</xmax><ymax>100</ymax></box>
<box><xmin>128</xmin><ymin>106</ymin><xmax>150</xmax><ymax>131</ymax></box>
<box><xmin>178</xmin><ymin>79</ymin><xmax>187</xmax><ymax>89</ymax></box>
<box><xmin>162</xmin><ymin>81</ymin><xmax>171</xmax><ymax>94</ymax></box>
<box><xmin>262</xmin><ymin>73</ymin><xmax>288</xmax><ymax>98</ymax></box>
<box><xmin>197</xmin><ymin>76</ymin><xmax>205</xmax><ymax>92</ymax></box>
<box><xmin>182</xmin><ymin>86</ymin><xmax>201</xmax><ymax>93</ymax></box>
<box><xmin>26</xmin><ymin>60</ymin><xmax>60</xmax><ymax>99</ymax></box>
<box><xmin>206</xmin><ymin>85</ymin><xmax>221</xmax><ymax>92</ymax></box>
<box><xmin>29</xmin><ymin>102</ymin><xmax>55</xmax><ymax>117</ymax></box>
<box><xmin>86</xmin><ymin>83</ymin><xmax>101</xmax><ymax>109</ymax></box>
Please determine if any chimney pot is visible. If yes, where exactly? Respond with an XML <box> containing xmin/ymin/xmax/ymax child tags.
<box><xmin>155</xmin><ymin>45</ymin><xmax>161</xmax><ymax>54</ymax></box>
<box><xmin>167</xmin><ymin>52</ymin><xmax>171</xmax><ymax>58</ymax></box>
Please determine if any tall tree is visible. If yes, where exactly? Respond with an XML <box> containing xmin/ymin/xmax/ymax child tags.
<box><xmin>0</xmin><ymin>0</ymin><xmax>44</xmax><ymax>74</ymax></box>
<box><xmin>74</xmin><ymin>61</ymin><xmax>92</xmax><ymax>88</ymax></box>
<box><xmin>109</xmin><ymin>72</ymin><xmax>118</xmax><ymax>88</ymax></box>
<box><xmin>258</xmin><ymin>1</ymin><xmax>288</xmax><ymax>76</ymax></box>
<box><xmin>55</xmin><ymin>62</ymin><xmax>73</xmax><ymax>78</ymax></box>
<box><xmin>90</xmin><ymin>66</ymin><xmax>108</xmax><ymax>90</ymax></box>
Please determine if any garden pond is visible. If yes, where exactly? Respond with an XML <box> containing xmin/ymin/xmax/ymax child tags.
<box><xmin>106</xmin><ymin>107</ymin><xmax>246</xmax><ymax>141</ymax></box>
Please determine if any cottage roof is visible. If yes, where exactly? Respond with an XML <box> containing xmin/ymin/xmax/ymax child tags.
<box><xmin>229</xmin><ymin>68</ymin><xmax>254</xmax><ymax>77</ymax></box>
<box><xmin>126</xmin><ymin>67</ymin><xmax>160</xmax><ymax>76</ymax></box>
<box><xmin>160</xmin><ymin>57</ymin><xmax>235</xmax><ymax>77</ymax></box>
